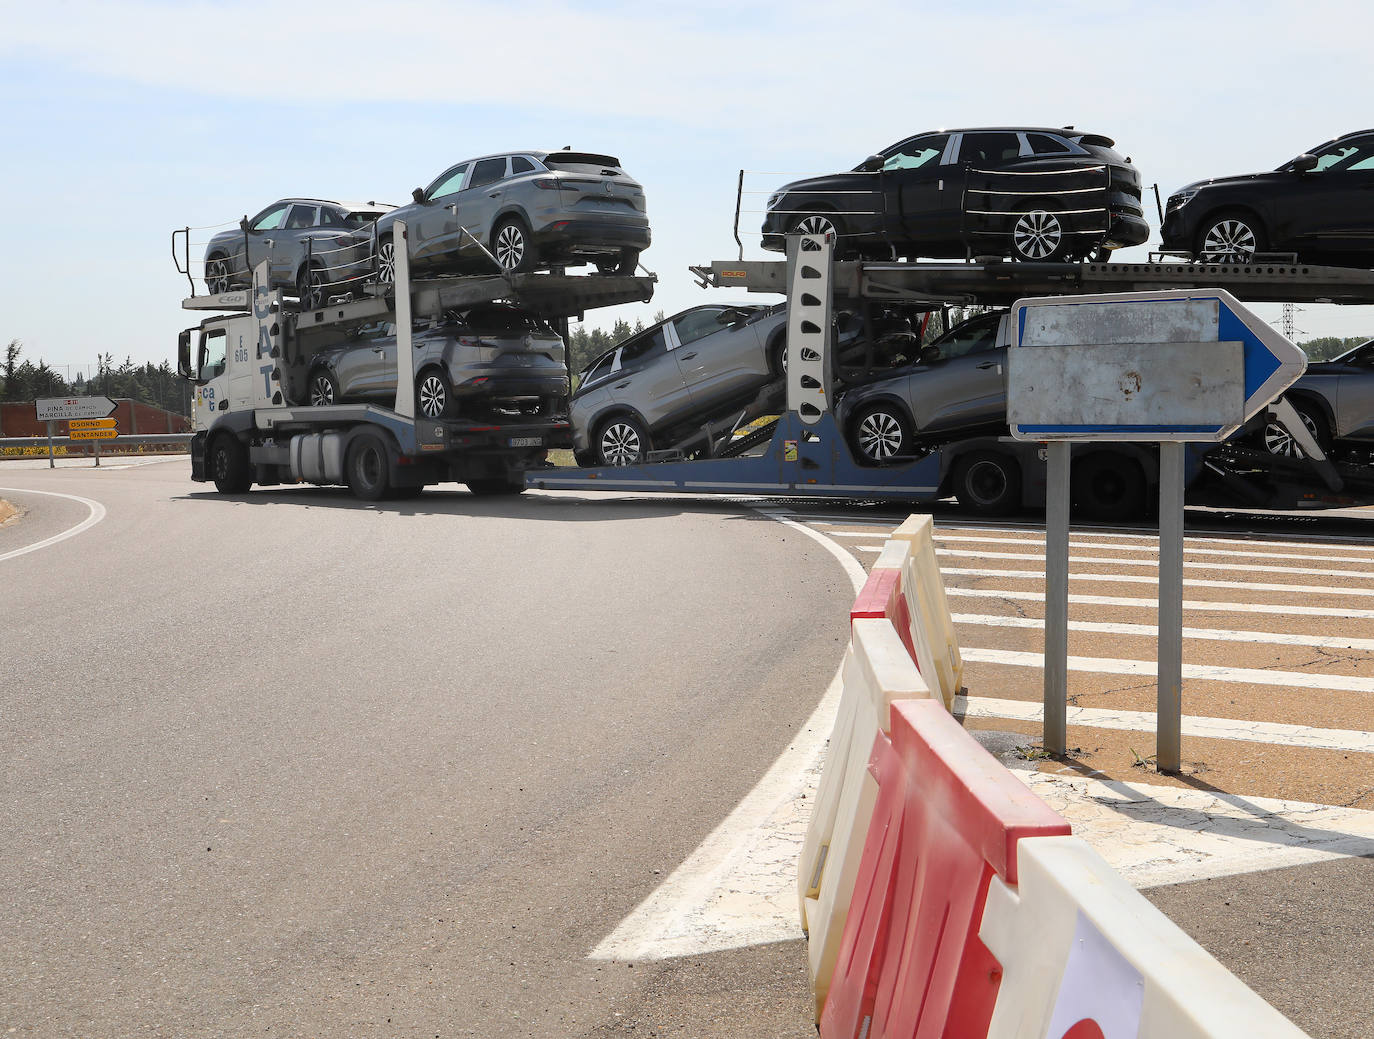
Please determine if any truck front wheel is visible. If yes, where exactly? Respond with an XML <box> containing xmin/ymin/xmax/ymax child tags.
<box><xmin>210</xmin><ymin>435</ymin><xmax>252</xmax><ymax>494</ymax></box>
<box><xmin>346</xmin><ymin>434</ymin><xmax>392</xmax><ymax>502</ymax></box>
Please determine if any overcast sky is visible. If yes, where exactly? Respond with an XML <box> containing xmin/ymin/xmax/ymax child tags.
<box><xmin>3</xmin><ymin>0</ymin><xmax>1373</xmax><ymax>378</ymax></box>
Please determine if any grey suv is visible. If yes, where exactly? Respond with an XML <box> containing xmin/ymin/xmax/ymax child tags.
<box><xmin>571</xmin><ymin>304</ymin><xmax>788</xmax><ymax>466</ymax></box>
<box><xmin>837</xmin><ymin>310</ymin><xmax>1009</xmax><ymax>464</ymax></box>
<box><xmin>306</xmin><ymin>303</ymin><xmax>569</xmax><ymax>422</ymax></box>
<box><xmin>375</xmin><ymin>150</ymin><xmax>651</xmax><ymax>280</ymax></box>
<box><xmin>204</xmin><ymin>198</ymin><xmax>394</xmax><ymax>307</ymax></box>
<box><xmin>1260</xmin><ymin>337</ymin><xmax>1374</xmax><ymax>457</ymax></box>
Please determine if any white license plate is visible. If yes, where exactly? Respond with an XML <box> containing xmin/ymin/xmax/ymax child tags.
<box><xmin>508</xmin><ymin>436</ymin><xmax>542</xmax><ymax>447</ymax></box>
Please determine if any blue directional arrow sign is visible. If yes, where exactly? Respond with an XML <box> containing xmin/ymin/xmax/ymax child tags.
<box><xmin>1007</xmin><ymin>288</ymin><xmax>1307</xmax><ymax>442</ymax></box>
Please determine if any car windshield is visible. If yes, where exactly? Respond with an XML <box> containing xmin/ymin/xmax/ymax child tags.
<box><xmin>1280</xmin><ymin>136</ymin><xmax>1374</xmax><ymax>172</ymax></box>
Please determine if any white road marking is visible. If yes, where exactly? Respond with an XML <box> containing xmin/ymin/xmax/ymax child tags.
<box><xmin>1016</xmin><ymin>770</ymin><xmax>1374</xmax><ymax>890</ymax></box>
<box><xmin>948</xmin><ymin>585</ymin><xmax>1374</xmax><ymax>619</ymax></box>
<box><xmin>590</xmin><ymin>507</ymin><xmax>865</xmax><ymax>961</ymax></box>
<box><xmin>957</xmin><ymin>696</ymin><xmax>1374</xmax><ymax>754</ymax></box>
<box><xmin>942</xmin><ymin>566</ymin><xmax>1374</xmax><ymax>598</ymax></box>
<box><xmin>935</xmin><ymin>547</ymin><xmax>1374</xmax><ymax>581</ymax></box>
<box><xmin>932</xmin><ymin>531</ymin><xmax>1374</xmax><ymax>567</ymax></box>
<box><xmin>0</xmin><ymin>487</ymin><xmax>107</xmax><ymax>563</ymax></box>
<box><xmin>962</xmin><ymin>646</ymin><xmax>1374</xmax><ymax>694</ymax></box>
<box><xmin>951</xmin><ymin>612</ymin><xmax>1374</xmax><ymax>652</ymax></box>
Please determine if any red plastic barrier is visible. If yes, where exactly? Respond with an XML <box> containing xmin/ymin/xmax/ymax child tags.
<box><xmin>849</xmin><ymin>565</ymin><xmax>918</xmax><ymax>665</ymax></box>
<box><xmin>820</xmin><ymin>700</ymin><xmax>1071</xmax><ymax>1039</ymax></box>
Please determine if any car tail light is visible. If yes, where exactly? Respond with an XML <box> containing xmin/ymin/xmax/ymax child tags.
<box><xmin>531</xmin><ymin>178</ymin><xmax>561</xmax><ymax>190</ymax></box>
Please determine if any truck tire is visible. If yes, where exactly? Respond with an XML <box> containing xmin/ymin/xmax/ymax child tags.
<box><xmin>209</xmin><ymin>435</ymin><xmax>252</xmax><ymax>494</ymax></box>
<box><xmin>346</xmin><ymin>434</ymin><xmax>392</xmax><ymax>502</ymax></box>
<box><xmin>1072</xmin><ymin>452</ymin><xmax>1146</xmax><ymax>522</ymax></box>
<box><xmin>952</xmin><ymin>450</ymin><xmax>1020</xmax><ymax>515</ymax></box>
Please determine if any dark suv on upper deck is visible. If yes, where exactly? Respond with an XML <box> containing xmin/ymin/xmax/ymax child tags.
<box><xmin>762</xmin><ymin>127</ymin><xmax>1148</xmax><ymax>263</ymax></box>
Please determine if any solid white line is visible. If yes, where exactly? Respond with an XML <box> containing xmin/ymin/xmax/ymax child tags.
<box><xmin>590</xmin><ymin>508</ymin><xmax>865</xmax><ymax>961</ymax></box>
<box><xmin>942</xmin><ymin>566</ymin><xmax>1374</xmax><ymax>599</ymax></box>
<box><xmin>962</xmin><ymin>646</ymin><xmax>1374</xmax><ymax>693</ymax></box>
<box><xmin>932</xmin><ymin>524</ymin><xmax>1374</xmax><ymax>555</ymax></box>
<box><xmin>936</xmin><ymin>547</ymin><xmax>1374</xmax><ymax>581</ymax></box>
<box><xmin>948</xmin><ymin>585</ymin><xmax>1374</xmax><ymax>619</ymax></box>
<box><xmin>950</xmin><ymin>612</ymin><xmax>1374</xmax><ymax>652</ymax></box>
<box><xmin>0</xmin><ymin>487</ymin><xmax>107</xmax><ymax>563</ymax></box>
<box><xmin>956</xmin><ymin>696</ymin><xmax>1374</xmax><ymax>753</ymax></box>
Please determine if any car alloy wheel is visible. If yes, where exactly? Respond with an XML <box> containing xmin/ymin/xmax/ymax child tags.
<box><xmin>792</xmin><ymin>214</ymin><xmax>839</xmax><ymax>244</ymax></box>
<box><xmin>205</xmin><ymin>255</ymin><xmax>232</xmax><ymax>295</ymax></box>
<box><xmin>494</xmin><ymin>222</ymin><xmax>528</xmax><ymax>272</ymax></box>
<box><xmin>1012</xmin><ymin>209</ymin><xmax>1064</xmax><ymax>261</ymax></box>
<box><xmin>1262</xmin><ymin>406</ymin><xmax>1323</xmax><ymax>458</ymax></box>
<box><xmin>416</xmin><ymin>371</ymin><xmax>451</xmax><ymax>419</ymax></box>
<box><xmin>309</xmin><ymin>371</ymin><xmax>337</xmax><ymax>406</ymax></box>
<box><xmin>298</xmin><ymin>264</ymin><xmax>327</xmax><ymax>310</ymax></box>
<box><xmin>598</xmin><ymin>419</ymin><xmax>645</xmax><ymax>466</ymax></box>
<box><xmin>376</xmin><ymin>239</ymin><xmax>396</xmax><ymax>284</ymax></box>
<box><xmin>1199</xmin><ymin>218</ymin><xmax>1259</xmax><ymax>263</ymax></box>
<box><xmin>854</xmin><ymin>407</ymin><xmax>909</xmax><ymax>463</ymax></box>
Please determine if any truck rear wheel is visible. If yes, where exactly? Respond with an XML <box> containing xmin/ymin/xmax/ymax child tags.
<box><xmin>952</xmin><ymin>450</ymin><xmax>1020</xmax><ymax>515</ymax></box>
<box><xmin>346</xmin><ymin>434</ymin><xmax>392</xmax><ymax>502</ymax></box>
<box><xmin>466</xmin><ymin>473</ymin><xmax>526</xmax><ymax>496</ymax></box>
<box><xmin>210</xmin><ymin>435</ymin><xmax>252</xmax><ymax>494</ymax></box>
<box><xmin>1072</xmin><ymin>452</ymin><xmax>1146</xmax><ymax>521</ymax></box>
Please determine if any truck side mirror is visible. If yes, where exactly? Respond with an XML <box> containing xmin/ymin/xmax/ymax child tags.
<box><xmin>1292</xmin><ymin>153</ymin><xmax>1319</xmax><ymax>174</ymax></box>
<box><xmin>177</xmin><ymin>329</ymin><xmax>192</xmax><ymax>379</ymax></box>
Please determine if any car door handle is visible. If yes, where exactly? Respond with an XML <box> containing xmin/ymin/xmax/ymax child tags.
<box><xmin>615</xmin><ymin>381</ymin><xmax>631</xmax><ymax>389</ymax></box>
<box><xmin>488</xmin><ymin>192</ymin><xmax>501</xmax><ymax>198</ymax></box>
<box><xmin>977</xmin><ymin>361</ymin><xmax>998</xmax><ymax>369</ymax></box>
<box><xmin>680</xmin><ymin>352</ymin><xmax>697</xmax><ymax>360</ymax></box>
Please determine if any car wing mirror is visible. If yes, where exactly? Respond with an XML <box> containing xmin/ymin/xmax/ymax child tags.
<box><xmin>1292</xmin><ymin>153</ymin><xmax>1319</xmax><ymax>174</ymax></box>
<box><xmin>919</xmin><ymin>346</ymin><xmax>940</xmax><ymax>364</ymax></box>
<box><xmin>860</xmin><ymin>154</ymin><xmax>884</xmax><ymax>172</ymax></box>
<box><xmin>239</xmin><ymin>216</ymin><xmax>252</xmax><ymax>233</ymax></box>
<box><xmin>412</xmin><ymin>187</ymin><xmax>426</xmax><ymax>203</ymax></box>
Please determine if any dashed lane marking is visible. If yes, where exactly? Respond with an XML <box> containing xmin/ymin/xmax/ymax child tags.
<box><xmin>962</xmin><ymin>646</ymin><xmax>1374</xmax><ymax>694</ymax></box>
<box><xmin>951</xmin><ymin>612</ymin><xmax>1374</xmax><ymax>652</ymax></box>
<box><xmin>958</xmin><ymin>696</ymin><xmax>1374</xmax><ymax>754</ymax></box>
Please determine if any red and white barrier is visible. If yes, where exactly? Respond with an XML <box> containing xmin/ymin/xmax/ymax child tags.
<box><xmin>798</xmin><ymin>619</ymin><xmax>939</xmax><ymax>1016</ymax></box>
<box><xmin>819</xmin><ymin>698</ymin><xmax>1071</xmax><ymax>1039</ymax></box>
<box><xmin>980</xmin><ymin>836</ymin><xmax>1307</xmax><ymax>1039</ymax></box>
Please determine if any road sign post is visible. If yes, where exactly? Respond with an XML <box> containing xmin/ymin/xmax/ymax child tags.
<box><xmin>1008</xmin><ymin>289</ymin><xmax>1306</xmax><ymax>773</ymax></box>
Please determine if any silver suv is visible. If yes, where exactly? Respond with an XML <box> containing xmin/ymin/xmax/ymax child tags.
<box><xmin>837</xmin><ymin>310</ymin><xmax>1010</xmax><ymax>464</ymax></box>
<box><xmin>203</xmin><ymin>198</ymin><xmax>394</xmax><ymax>307</ymax></box>
<box><xmin>305</xmin><ymin>303</ymin><xmax>569</xmax><ymax>422</ymax></box>
<box><xmin>375</xmin><ymin>150</ymin><xmax>651</xmax><ymax>279</ymax></box>
<box><xmin>571</xmin><ymin>304</ymin><xmax>788</xmax><ymax>466</ymax></box>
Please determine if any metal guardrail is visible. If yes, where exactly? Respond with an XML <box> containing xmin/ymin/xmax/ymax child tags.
<box><xmin>0</xmin><ymin>434</ymin><xmax>192</xmax><ymax>449</ymax></box>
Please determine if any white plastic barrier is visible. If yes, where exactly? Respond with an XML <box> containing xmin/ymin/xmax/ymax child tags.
<box><xmin>890</xmin><ymin>515</ymin><xmax>964</xmax><ymax>708</ymax></box>
<box><xmin>981</xmin><ymin>835</ymin><xmax>1308</xmax><ymax>1039</ymax></box>
<box><xmin>798</xmin><ymin>618</ymin><xmax>938</xmax><ymax>1019</ymax></box>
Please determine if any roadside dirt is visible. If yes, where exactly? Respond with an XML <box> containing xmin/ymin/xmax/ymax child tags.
<box><xmin>0</xmin><ymin>499</ymin><xmax>17</xmax><ymax>525</ymax></box>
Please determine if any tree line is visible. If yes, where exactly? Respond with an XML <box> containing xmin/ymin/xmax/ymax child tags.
<box><xmin>2</xmin><ymin>340</ymin><xmax>193</xmax><ymax>414</ymax></box>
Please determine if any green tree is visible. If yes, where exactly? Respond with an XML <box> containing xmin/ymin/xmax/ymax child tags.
<box><xmin>1299</xmin><ymin>335</ymin><xmax>1369</xmax><ymax>361</ymax></box>
<box><xmin>2</xmin><ymin>339</ymin><xmax>20</xmax><ymax>401</ymax></box>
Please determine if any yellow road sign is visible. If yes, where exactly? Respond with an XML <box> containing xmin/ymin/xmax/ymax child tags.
<box><xmin>69</xmin><ymin>418</ymin><xmax>117</xmax><ymax>432</ymax></box>
<box><xmin>68</xmin><ymin>428</ymin><xmax>117</xmax><ymax>440</ymax></box>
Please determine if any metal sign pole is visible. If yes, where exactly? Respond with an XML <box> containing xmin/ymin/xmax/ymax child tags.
<box><xmin>1157</xmin><ymin>441</ymin><xmax>1185</xmax><ymax>773</ymax></box>
<box><xmin>94</xmin><ymin>436</ymin><xmax>101</xmax><ymax>468</ymax></box>
<box><xmin>1043</xmin><ymin>442</ymin><xmax>1071</xmax><ymax>754</ymax></box>
<box><xmin>46</xmin><ymin>420</ymin><xmax>55</xmax><ymax>468</ymax></box>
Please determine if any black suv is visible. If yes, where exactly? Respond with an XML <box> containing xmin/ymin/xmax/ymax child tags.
<box><xmin>761</xmin><ymin>127</ymin><xmax>1148</xmax><ymax>263</ymax></box>
<box><xmin>1160</xmin><ymin>130</ymin><xmax>1374</xmax><ymax>265</ymax></box>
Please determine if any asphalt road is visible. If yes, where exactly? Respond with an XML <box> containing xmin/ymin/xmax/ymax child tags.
<box><xmin>0</xmin><ymin>461</ymin><xmax>853</xmax><ymax>1038</ymax></box>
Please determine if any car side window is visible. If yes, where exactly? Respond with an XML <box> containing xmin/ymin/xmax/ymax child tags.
<box><xmin>1343</xmin><ymin>137</ymin><xmax>1374</xmax><ymax>171</ymax></box>
<box><xmin>199</xmin><ymin>328</ymin><xmax>227</xmax><ymax>380</ymax></box>
<box><xmin>284</xmin><ymin>204</ymin><xmax>319</xmax><ymax>230</ymax></box>
<box><xmin>882</xmin><ymin>135</ymin><xmax>948</xmax><ymax>171</ymax></box>
<box><xmin>428</xmin><ymin>163</ymin><xmax>471</xmax><ymax>199</ymax></box>
<box><xmin>620</xmin><ymin>327</ymin><xmax>668</xmax><ymax>365</ymax></box>
<box><xmin>511</xmin><ymin>155</ymin><xmax>536</xmax><ymax>174</ymax></box>
<box><xmin>318</xmin><ymin>207</ymin><xmax>344</xmax><ymax>228</ymax></box>
<box><xmin>250</xmin><ymin>204</ymin><xmax>288</xmax><ymax>231</ymax></box>
<box><xmin>672</xmin><ymin>309</ymin><xmax>727</xmax><ymax>348</ymax></box>
<box><xmin>961</xmin><ymin>132</ymin><xmax>1023</xmax><ymax>168</ymax></box>
<box><xmin>1027</xmin><ymin>133</ymin><xmax>1074</xmax><ymax>155</ymax></box>
<box><xmin>932</xmin><ymin>316</ymin><xmax>1002</xmax><ymax>360</ymax></box>
<box><xmin>469</xmin><ymin>157</ymin><xmax>509</xmax><ymax>189</ymax></box>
